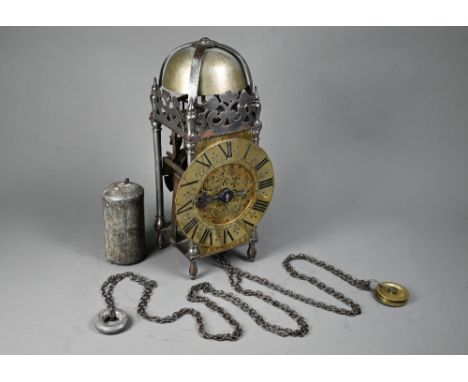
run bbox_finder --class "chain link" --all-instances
[99,253,372,341]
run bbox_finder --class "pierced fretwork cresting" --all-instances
[150,84,259,137]
[196,90,257,134]
[150,85,185,135]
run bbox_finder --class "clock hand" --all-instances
[232,190,248,197]
[195,188,248,209]
[217,188,248,203]
[195,192,219,209]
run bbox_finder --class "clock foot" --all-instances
[187,242,199,279]
[157,231,165,249]
[154,216,166,249]
[189,260,198,280]
[247,243,257,262]
[247,227,258,262]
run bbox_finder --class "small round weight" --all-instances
[95,308,130,334]
[375,282,409,307]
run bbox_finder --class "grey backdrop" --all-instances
[1,27,467,354]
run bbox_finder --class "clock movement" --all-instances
[149,37,273,279]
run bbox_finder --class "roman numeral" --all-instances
[223,229,234,244]
[190,224,199,239]
[243,143,252,159]
[255,157,269,171]
[218,141,232,158]
[179,180,198,188]
[177,200,193,215]
[195,153,212,168]
[200,228,213,245]
[258,178,273,189]
[183,218,199,238]
[242,219,255,228]
[252,200,269,213]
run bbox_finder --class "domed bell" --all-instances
[161,38,249,96]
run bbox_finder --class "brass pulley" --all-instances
[375,281,409,307]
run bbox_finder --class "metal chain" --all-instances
[99,253,372,341]
[100,272,243,341]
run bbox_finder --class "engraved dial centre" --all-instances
[197,163,255,225]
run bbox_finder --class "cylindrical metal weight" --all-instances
[103,178,146,265]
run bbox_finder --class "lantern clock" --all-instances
[149,38,274,279]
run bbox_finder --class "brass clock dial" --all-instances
[175,138,274,254]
